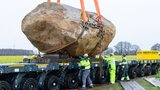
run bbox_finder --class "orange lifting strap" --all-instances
[94,0,103,58]
[80,0,88,22]
[47,0,60,3]
[94,0,102,23]
[57,0,60,3]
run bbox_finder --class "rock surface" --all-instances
[22,2,116,56]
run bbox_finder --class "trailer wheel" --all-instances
[90,68,98,83]
[95,68,108,84]
[144,66,151,76]
[152,65,158,75]
[129,67,137,79]
[45,75,60,90]
[116,66,121,80]
[138,65,145,77]
[64,73,79,89]
[0,81,11,90]
[20,78,38,90]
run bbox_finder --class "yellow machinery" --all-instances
[136,50,159,60]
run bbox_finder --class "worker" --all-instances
[121,54,130,81]
[107,53,116,84]
[80,53,93,90]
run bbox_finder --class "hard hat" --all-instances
[110,53,114,56]
[32,55,37,59]
[84,53,88,57]
[122,54,126,57]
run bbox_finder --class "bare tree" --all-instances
[114,41,140,55]
[103,47,113,55]
[129,44,140,55]
[151,43,160,51]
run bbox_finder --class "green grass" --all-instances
[155,68,160,78]
[0,56,31,63]
[135,78,160,90]
[115,55,136,61]
[0,55,159,63]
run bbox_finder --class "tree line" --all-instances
[0,49,34,56]
[0,42,160,56]
[103,41,160,55]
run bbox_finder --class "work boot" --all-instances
[89,84,93,88]
[111,81,115,84]
[126,76,130,81]
[121,77,125,81]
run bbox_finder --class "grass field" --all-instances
[0,55,159,63]
[115,55,137,61]
[0,56,32,63]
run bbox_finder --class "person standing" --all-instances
[121,54,130,81]
[107,53,116,84]
[80,53,93,90]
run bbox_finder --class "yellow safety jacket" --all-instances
[107,56,116,70]
[121,57,128,69]
[80,59,91,69]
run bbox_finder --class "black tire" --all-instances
[45,75,60,90]
[138,65,145,77]
[90,68,98,83]
[144,66,151,76]
[0,81,11,90]
[20,78,38,90]
[152,65,158,75]
[96,68,108,84]
[64,73,79,89]
[129,67,137,79]
[116,66,121,80]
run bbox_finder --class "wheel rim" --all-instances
[132,71,136,78]
[21,78,38,90]
[52,82,56,86]
[67,74,78,89]
[46,75,60,90]
[71,79,75,84]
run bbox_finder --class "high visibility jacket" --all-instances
[103,56,109,61]
[80,59,91,69]
[121,57,128,69]
[107,56,116,70]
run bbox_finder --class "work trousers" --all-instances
[122,68,129,78]
[109,69,116,84]
[82,69,93,87]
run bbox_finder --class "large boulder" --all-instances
[22,2,116,56]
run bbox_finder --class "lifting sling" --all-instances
[47,0,60,3]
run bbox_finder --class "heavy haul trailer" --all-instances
[0,51,160,90]
[0,57,107,90]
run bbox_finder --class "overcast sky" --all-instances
[0,0,160,50]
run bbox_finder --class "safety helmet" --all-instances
[32,55,37,59]
[84,53,88,57]
[110,53,114,56]
[122,54,126,57]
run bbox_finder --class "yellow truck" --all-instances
[137,50,159,60]
[127,50,160,79]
